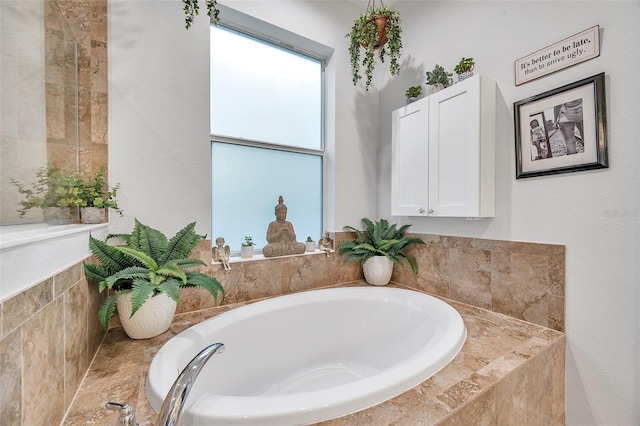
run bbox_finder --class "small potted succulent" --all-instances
[454,57,475,82]
[425,64,453,93]
[305,236,316,253]
[241,236,256,258]
[404,85,423,103]
[347,3,402,91]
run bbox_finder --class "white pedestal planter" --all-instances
[116,292,177,339]
[305,241,316,252]
[362,256,394,286]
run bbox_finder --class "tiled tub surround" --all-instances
[0,233,565,425]
[64,283,565,425]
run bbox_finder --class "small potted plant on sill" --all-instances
[10,164,73,222]
[182,0,220,29]
[241,236,256,258]
[454,57,475,83]
[425,64,453,94]
[347,2,402,91]
[56,166,123,224]
[305,236,316,253]
[84,219,225,339]
[338,218,424,286]
[404,85,423,103]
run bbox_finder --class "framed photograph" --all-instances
[514,73,608,179]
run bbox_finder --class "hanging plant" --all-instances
[347,1,402,91]
[183,0,220,29]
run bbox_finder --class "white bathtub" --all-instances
[145,286,466,426]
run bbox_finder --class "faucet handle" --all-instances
[105,402,137,425]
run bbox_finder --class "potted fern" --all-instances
[347,2,402,91]
[454,57,475,82]
[338,218,424,286]
[425,64,453,93]
[84,219,224,339]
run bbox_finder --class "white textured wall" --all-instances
[109,1,640,424]
[377,2,639,425]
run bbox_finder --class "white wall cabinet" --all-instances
[391,74,496,218]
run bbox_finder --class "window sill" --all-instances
[212,249,335,266]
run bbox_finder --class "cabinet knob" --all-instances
[419,208,425,214]
[428,209,435,215]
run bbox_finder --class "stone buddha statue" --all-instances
[263,196,306,257]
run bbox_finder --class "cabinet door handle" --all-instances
[428,208,434,215]
[419,208,425,214]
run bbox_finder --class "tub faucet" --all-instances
[157,342,225,426]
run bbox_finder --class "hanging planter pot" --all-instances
[347,2,402,91]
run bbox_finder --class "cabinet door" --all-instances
[428,76,482,217]
[391,98,429,216]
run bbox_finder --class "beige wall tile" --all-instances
[0,328,22,426]
[448,247,492,309]
[2,278,54,336]
[54,260,83,296]
[22,297,65,425]
[436,388,495,426]
[64,280,90,409]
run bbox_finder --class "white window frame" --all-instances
[210,5,334,253]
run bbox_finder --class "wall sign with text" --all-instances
[515,26,600,86]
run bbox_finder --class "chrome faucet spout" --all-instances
[157,342,225,426]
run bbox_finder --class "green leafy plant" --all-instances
[347,3,402,91]
[454,57,475,74]
[405,85,423,98]
[182,0,220,29]
[84,219,224,332]
[57,167,123,216]
[338,218,425,275]
[425,64,453,87]
[10,165,70,218]
[242,236,256,247]
[306,236,314,242]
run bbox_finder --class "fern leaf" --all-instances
[97,292,123,332]
[130,279,156,317]
[163,222,200,263]
[156,265,187,284]
[88,235,135,272]
[83,262,109,284]
[115,246,159,271]
[157,278,181,303]
[185,271,224,302]
[104,266,149,289]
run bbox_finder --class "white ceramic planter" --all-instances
[305,241,316,252]
[362,256,394,286]
[241,245,254,258]
[116,292,177,339]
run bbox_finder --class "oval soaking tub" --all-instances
[146,286,466,425]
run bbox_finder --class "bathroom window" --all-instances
[210,22,325,253]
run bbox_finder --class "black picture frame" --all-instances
[514,73,608,179]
